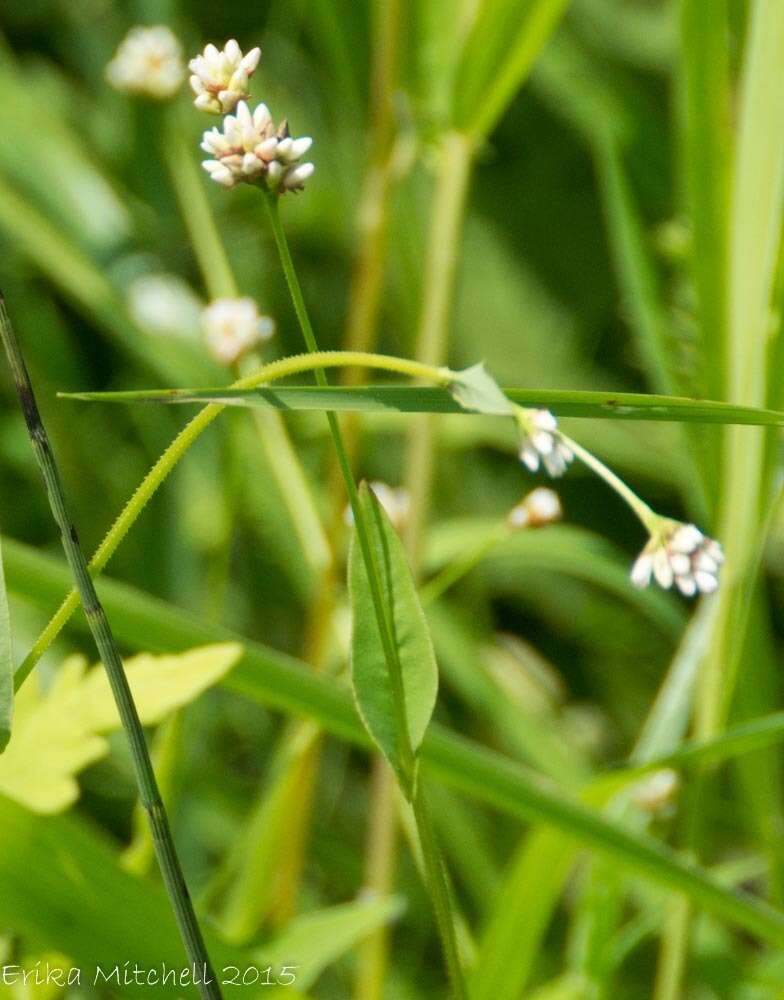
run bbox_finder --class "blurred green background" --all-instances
[0,0,782,998]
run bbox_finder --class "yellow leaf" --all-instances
[0,643,241,814]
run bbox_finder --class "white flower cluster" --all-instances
[517,409,574,478]
[189,39,261,114]
[201,298,274,365]
[106,26,185,100]
[507,487,562,529]
[201,101,314,193]
[631,521,723,596]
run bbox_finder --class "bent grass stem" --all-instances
[0,296,222,1000]
[16,349,450,690]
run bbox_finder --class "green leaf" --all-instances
[60,381,784,426]
[453,0,571,139]
[348,484,439,782]
[0,643,241,813]
[6,537,784,947]
[0,538,11,753]
[0,795,253,1000]
[447,362,516,415]
[259,896,405,990]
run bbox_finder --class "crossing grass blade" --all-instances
[6,536,784,948]
[60,383,784,426]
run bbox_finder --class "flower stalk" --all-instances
[262,194,468,999]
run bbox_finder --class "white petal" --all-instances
[694,571,718,594]
[653,550,674,589]
[676,575,697,597]
[241,47,261,72]
[532,430,554,455]
[225,39,241,61]
[253,103,271,128]
[630,553,653,588]
[290,136,313,158]
[669,553,691,575]
[520,446,540,472]
[670,524,703,553]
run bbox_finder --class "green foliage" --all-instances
[0,644,241,812]
[1,0,784,996]
[348,483,438,785]
[0,539,11,753]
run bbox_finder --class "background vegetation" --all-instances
[1,0,783,997]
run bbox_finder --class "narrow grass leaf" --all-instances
[259,897,404,990]
[348,484,439,779]
[0,537,11,752]
[60,383,784,426]
[7,538,784,946]
[453,0,571,140]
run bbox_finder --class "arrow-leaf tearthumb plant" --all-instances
[14,34,730,1000]
[0,297,223,1000]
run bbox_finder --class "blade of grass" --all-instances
[7,537,784,948]
[0,297,222,1000]
[0,537,11,752]
[59,381,784,426]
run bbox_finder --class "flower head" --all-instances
[344,482,410,532]
[201,101,314,193]
[201,297,274,365]
[516,409,573,478]
[507,487,562,529]
[106,26,185,100]
[189,39,261,114]
[630,520,723,597]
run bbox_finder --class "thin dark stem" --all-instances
[0,295,222,1000]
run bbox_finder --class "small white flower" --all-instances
[517,409,573,478]
[630,769,680,814]
[630,520,724,597]
[189,39,261,114]
[344,482,410,532]
[128,274,202,339]
[201,101,314,193]
[508,487,562,529]
[106,26,185,100]
[201,297,274,365]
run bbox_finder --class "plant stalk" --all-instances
[0,295,222,1000]
[263,195,468,999]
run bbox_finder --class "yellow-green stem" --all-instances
[16,350,450,689]
[264,196,468,999]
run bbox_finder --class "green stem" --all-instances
[559,432,660,534]
[264,195,416,787]
[420,524,510,606]
[264,194,468,999]
[163,106,238,301]
[17,350,448,689]
[0,296,222,1000]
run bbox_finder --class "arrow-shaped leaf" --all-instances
[348,484,439,785]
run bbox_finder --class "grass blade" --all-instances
[0,538,11,752]
[7,537,784,948]
[60,383,784,426]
